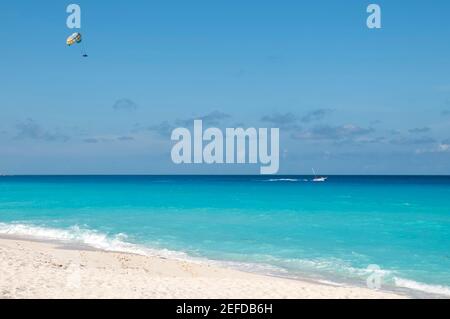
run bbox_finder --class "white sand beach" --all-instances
[0,236,407,299]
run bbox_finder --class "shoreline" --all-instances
[0,235,408,299]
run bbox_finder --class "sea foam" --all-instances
[394,277,450,297]
[0,222,187,260]
[1,222,449,298]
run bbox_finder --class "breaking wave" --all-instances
[0,222,188,260]
[1,222,449,297]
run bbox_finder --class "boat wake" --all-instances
[263,178,301,182]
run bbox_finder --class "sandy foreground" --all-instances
[0,236,407,299]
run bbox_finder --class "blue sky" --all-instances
[1,0,450,174]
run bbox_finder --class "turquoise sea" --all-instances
[0,176,449,297]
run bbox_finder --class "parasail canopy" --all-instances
[66,32,82,46]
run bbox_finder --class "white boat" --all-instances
[312,168,327,182]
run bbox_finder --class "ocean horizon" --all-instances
[1,175,449,298]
